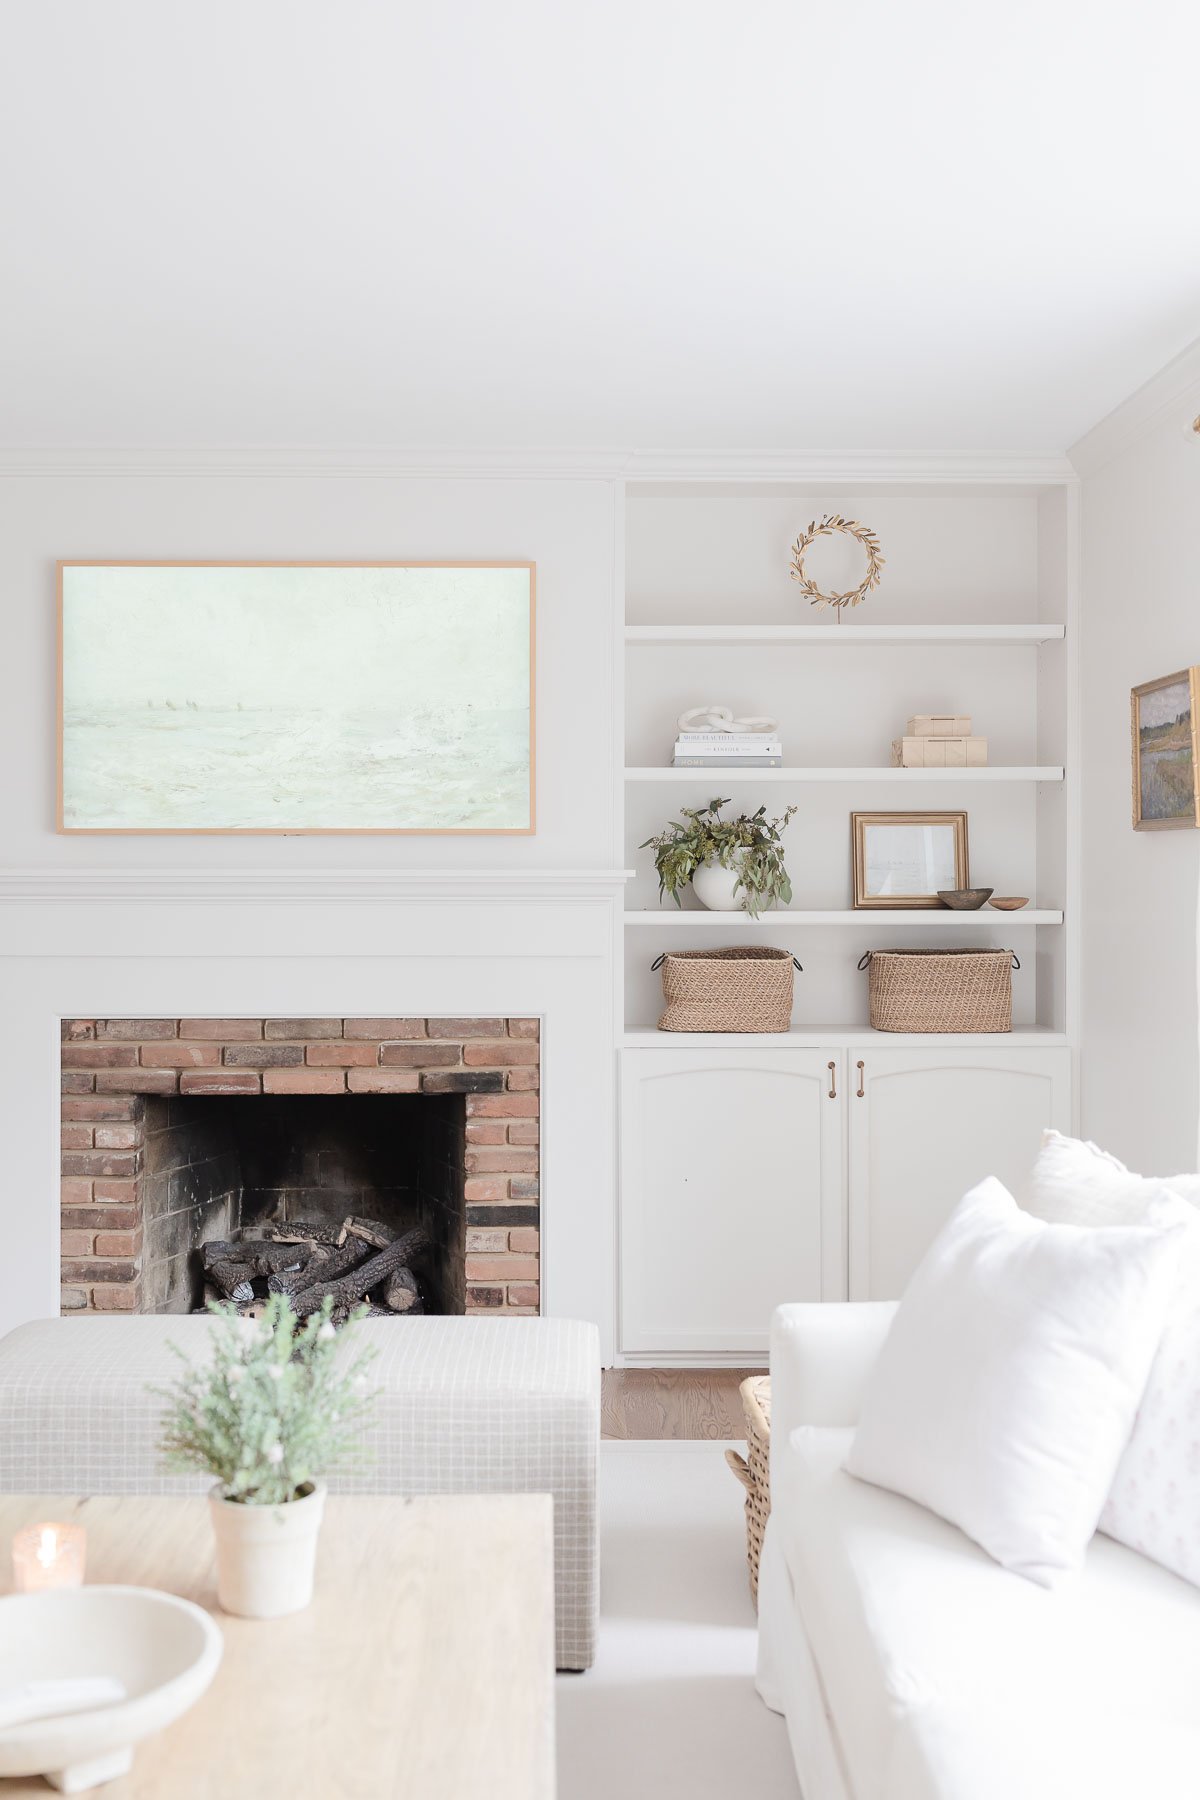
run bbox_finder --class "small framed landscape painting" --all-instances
[58,562,535,833]
[852,810,969,908]
[1131,668,1200,831]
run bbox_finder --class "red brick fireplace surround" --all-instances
[60,1017,540,1317]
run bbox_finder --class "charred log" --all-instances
[292,1225,430,1318]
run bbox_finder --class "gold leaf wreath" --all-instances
[788,513,885,613]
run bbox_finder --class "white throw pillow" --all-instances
[1025,1129,1200,1226]
[844,1176,1191,1587]
[1022,1130,1200,1588]
[1100,1250,1200,1586]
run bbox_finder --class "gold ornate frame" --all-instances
[1131,667,1200,832]
[851,810,969,908]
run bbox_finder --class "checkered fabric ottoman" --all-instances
[0,1314,600,1670]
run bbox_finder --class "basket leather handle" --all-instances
[792,957,804,973]
[1011,953,1021,971]
[724,1448,753,1492]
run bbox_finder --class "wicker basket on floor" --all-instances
[725,1375,771,1607]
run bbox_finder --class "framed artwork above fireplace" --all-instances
[57,561,535,833]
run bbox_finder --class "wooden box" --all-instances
[907,713,972,737]
[891,735,988,768]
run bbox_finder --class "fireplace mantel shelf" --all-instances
[0,869,636,904]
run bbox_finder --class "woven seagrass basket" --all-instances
[859,947,1018,1034]
[654,946,800,1033]
[725,1376,771,1606]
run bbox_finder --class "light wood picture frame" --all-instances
[1131,667,1200,831]
[852,810,969,908]
[58,561,535,834]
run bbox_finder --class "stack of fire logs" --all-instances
[197,1216,429,1321]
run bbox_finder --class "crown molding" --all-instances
[1069,335,1200,479]
[0,868,635,905]
[0,447,631,481]
[0,445,1075,485]
[620,449,1076,486]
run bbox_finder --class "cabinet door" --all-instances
[619,1048,845,1356]
[848,1047,1072,1300]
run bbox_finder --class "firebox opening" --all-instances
[140,1093,466,1315]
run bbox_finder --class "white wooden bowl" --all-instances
[0,1586,223,1793]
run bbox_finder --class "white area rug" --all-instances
[557,1442,798,1798]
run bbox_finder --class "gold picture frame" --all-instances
[1131,667,1200,831]
[58,561,536,835]
[852,811,969,908]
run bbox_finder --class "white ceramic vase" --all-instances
[691,859,746,911]
[208,1480,326,1619]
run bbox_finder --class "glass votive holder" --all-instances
[11,1521,87,1593]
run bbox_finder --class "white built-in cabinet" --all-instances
[846,1046,1071,1300]
[619,1042,1071,1357]
[620,1048,844,1356]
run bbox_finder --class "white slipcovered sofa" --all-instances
[756,1301,1200,1800]
[0,1314,599,1670]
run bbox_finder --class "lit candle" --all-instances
[11,1522,86,1593]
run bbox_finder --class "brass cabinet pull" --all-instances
[856,1060,865,1098]
[827,1060,837,1099]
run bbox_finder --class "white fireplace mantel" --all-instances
[0,868,635,904]
[0,869,630,1359]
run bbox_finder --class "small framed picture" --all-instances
[852,811,969,908]
[1131,668,1200,831]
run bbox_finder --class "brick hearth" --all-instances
[60,1016,540,1317]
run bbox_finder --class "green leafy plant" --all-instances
[156,1295,377,1506]
[641,796,798,918]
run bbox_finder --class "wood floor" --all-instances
[600,1368,761,1440]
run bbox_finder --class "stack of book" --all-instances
[673,730,783,768]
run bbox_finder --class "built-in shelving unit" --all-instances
[624,908,1064,927]
[615,468,1079,1365]
[620,1025,1069,1048]
[620,471,1079,1044]
[625,766,1063,784]
[626,622,1065,647]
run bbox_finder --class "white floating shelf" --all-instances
[625,766,1064,784]
[625,623,1065,647]
[624,909,1063,927]
[622,1025,1068,1048]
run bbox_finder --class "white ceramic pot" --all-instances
[691,859,746,911]
[208,1481,326,1620]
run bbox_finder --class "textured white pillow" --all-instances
[1022,1131,1200,1588]
[845,1176,1190,1587]
[1101,1254,1200,1586]
[1025,1129,1200,1226]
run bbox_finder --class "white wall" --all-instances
[1073,352,1200,1171]
[0,471,619,867]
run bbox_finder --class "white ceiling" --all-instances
[3,0,1199,455]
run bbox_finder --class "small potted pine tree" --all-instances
[157,1295,377,1619]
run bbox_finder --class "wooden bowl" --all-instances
[937,888,993,911]
[988,896,1030,911]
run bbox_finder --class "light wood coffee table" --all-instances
[0,1493,556,1798]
